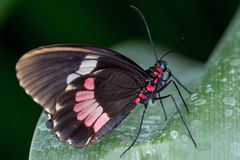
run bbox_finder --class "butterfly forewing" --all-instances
[16,44,147,115]
[16,44,147,148]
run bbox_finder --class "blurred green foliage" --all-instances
[0,0,239,159]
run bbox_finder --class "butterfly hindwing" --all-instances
[92,101,136,142]
[51,69,141,148]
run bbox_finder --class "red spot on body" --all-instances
[93,112,110,133]
[135,97,141,104]
[154,78,159,84]
[146,85,155,92]
[139,93,146,99]
[130,109,134,113]
[156,68,163,77]
[84,77,95,90]
[157,68,163,73]
[154,71,159,76]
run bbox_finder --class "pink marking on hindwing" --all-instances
[93,112,110,133]
[84,77,95,90]
[77,102,99,121]
[84,106,103,127]
[75,91,94,102]
[73,99,95,113]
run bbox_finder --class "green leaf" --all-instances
[29,6,240,160]
[29,41,203,160]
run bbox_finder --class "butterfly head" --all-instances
[158,60,168,72]
[153,60,167,73]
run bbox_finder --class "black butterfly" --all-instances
[16,6,196,157]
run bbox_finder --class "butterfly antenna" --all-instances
[160,37,185,60]
[131,5,159,61]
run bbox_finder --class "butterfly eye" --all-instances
[159,60,167,71]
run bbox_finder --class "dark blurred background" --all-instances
[0,0,239,159]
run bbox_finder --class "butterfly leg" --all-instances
[172,80,190,113]
[43,111,53,129]
[156,94,197,147]
[157,79,190,113]
[157,92,167,121]
[168,70,193,94]
[165,68,192,94]
[120,106,147,157]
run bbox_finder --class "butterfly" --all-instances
[16,6,196,157]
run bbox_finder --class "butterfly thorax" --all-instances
[134,61,168,106]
